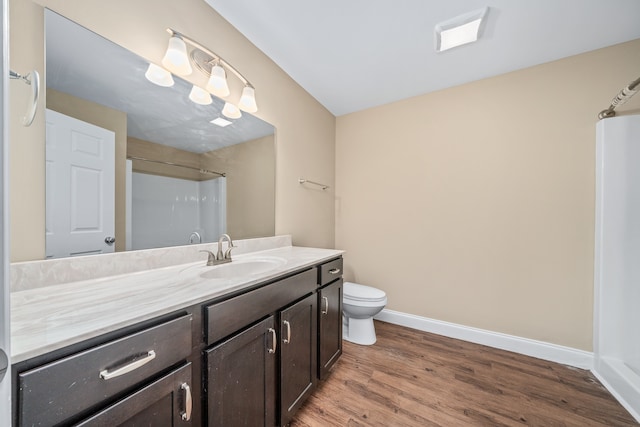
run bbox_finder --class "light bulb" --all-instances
[222,102,242,119]
[206,64,230,98]
[161,36,192,76]
[238,86,258,113]
[189,85,213,105]
[144,63,174,87]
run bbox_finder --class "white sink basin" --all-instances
[199,256,287,280]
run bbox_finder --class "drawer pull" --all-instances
[283,320,292,344]
[99,350,156,380]
[267,328,277,354]
[181,382,192,421]
[328,268,341,275]
[322,296,329,315]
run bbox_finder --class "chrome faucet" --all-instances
[189,231,201,244]
[199,234,236,266]
[217,233,236,261]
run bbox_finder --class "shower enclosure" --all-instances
[594,114,640,421]
[130,172,226,250]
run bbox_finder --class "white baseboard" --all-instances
[375,309,593,370]
[592,358,640,422]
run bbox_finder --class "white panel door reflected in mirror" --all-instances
[45,109,115,259]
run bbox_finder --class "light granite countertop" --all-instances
[11,245,343,363]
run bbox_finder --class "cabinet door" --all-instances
[280,293,317,426]
[75,362,193,427]
[318,279,343,380]
[206,316,277,427]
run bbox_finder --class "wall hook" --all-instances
[10,69,40,127]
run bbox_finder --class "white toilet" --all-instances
[342,282,387,345]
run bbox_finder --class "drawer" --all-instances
[318,257,343,287]
[206,268,316,345]
[18,314,192,427]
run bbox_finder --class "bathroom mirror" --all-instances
[44,10,276,258]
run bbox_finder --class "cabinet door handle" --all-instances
[283,320,292,344]
[267,328,277,354]
[180,382,192,421]
[99,350,156,380]
[328,268,341,275]
[322,296,329,315]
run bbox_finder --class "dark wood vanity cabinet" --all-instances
[75,362,193,426]
[206,317,277,427]
[318,278,343,380]
[204,268,318,427]
[13,256,343,427]
[317,258,343,380]
[13,313,194,427]
[279,293,317,426]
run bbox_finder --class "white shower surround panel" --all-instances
[594,114,640,422]
[131,172,225,250]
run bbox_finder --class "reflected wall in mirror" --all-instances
[44,10,276,259]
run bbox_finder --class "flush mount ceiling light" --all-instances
[435,7,489,52]
[148,28,259,119]
[210,117,233,127]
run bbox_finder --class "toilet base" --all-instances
[343,316,377,345]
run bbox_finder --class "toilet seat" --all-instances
[344,282,386,303]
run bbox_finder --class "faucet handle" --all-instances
[224,244,236,260]
[199,250,216,266]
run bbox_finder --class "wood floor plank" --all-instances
[291,321,638,427]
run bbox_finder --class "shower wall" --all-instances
[594,114,640,421]
[131,173,226,250]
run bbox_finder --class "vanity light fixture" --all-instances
[210,117,233,127]
[161,28,259,114]
[144,63,175,87]
[238,86,258,113]
[161,35,192,75]
[435,7,489,52]
[221,102,242,119]
[206,63,231,98]
[189,85,213,105]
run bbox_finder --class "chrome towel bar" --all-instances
[298,178,329,190]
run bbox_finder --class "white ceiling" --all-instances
[205,0,640,116]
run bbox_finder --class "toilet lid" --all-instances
[344,282,386,302]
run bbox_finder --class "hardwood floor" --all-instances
[291,321,638,427]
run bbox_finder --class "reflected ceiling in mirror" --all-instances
[45,9,274,153]
[44,10,276,258]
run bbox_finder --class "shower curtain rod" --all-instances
[127,156,226,177]
[598,75,640,120]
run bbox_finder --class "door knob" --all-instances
[104,236,116,245]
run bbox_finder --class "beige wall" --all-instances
[9,0,336,261]
[203,135,276,239]
[9,0,44,261]
[336,39,640,351]
[46,89,128,252]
